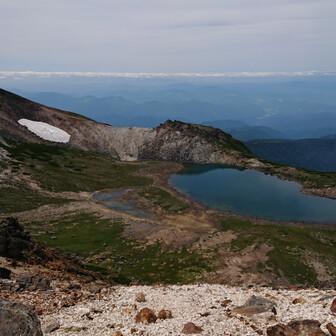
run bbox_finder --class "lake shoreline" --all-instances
[168,164,336,225]
[90,161,336,230]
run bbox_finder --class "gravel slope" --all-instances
[41,284,336,336]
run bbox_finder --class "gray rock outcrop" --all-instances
[0,217,32,260]
[0,89,256,168]
[0,298,43,336]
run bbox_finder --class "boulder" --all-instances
[157,309,172,319]
[267,320,327,336]
[135,308,157,323]
[267,324,297,336]
[326,323,336,336]
[135,292,146,302]
[0,217,32,260]
[111,332,123,336]
[331,298,336,314]
[0,298,43,336]
[288,320,327,336]
[44,320,60,333]
[0,267,11,279]
[292,297,307,304]
[232,295,277,317]
[182,322,203,334]
[18,275,51,291]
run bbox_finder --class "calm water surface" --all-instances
[93,189,156,219]
[169,165,336,224]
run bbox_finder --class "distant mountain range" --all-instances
[201,120,286,141]
[0,89,253,167]
[16,81,336,139]
[18,92,234,127]
[246,138,336,172]
[259,111,336,139]
[322,134,336,139]
[9,86,336,172]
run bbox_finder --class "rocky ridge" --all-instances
[139,120,252,166]
[0,89,258,167]
[2,88,335,199]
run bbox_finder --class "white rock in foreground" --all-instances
[41,284,336,336]
[18,119,70,143]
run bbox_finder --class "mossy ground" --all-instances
[0,141,209,284]
[24,212,210,285]
[220,217,336,284]
[138,186,190,212]
[0,187,70,214]
[3,140,152,192]
[260,160,336,189]
[0,140,154,215]
[1,140,336,285]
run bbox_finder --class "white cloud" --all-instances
[1,0,336,72]
[1,71,335,79]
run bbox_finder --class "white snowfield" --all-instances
[18,119,71,143]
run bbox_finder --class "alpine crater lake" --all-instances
[169,165,336,224]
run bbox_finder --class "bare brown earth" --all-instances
[6,161,335,287]
[0,89,335,285]
[302,187,336,199]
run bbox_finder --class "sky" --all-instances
[1,0,336,73]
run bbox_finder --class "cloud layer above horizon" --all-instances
[1,0,336,72]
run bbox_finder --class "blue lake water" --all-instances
[169,165,336,224]
[93,190,156,219]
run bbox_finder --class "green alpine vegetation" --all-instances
[23,212,211,285]
[221,217,336,284]
[1,139,152,193]
[139,186,190,212]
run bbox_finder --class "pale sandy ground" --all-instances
[41,284,336,336]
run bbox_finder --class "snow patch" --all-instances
[18,119,70,143]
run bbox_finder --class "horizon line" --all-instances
[0,70,335,79]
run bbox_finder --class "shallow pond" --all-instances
[169,165,336,224]
[93,190,156,220]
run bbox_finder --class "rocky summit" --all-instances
[0,89,257,168]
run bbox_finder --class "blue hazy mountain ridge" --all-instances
[201,120,287,141]
[259,110,336,139]
[21,91,265,127]
[246,138,336,172]
[224,126,286,141]
[17,77,336,138]
[322,134,336,139]
[6,80,336,172]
